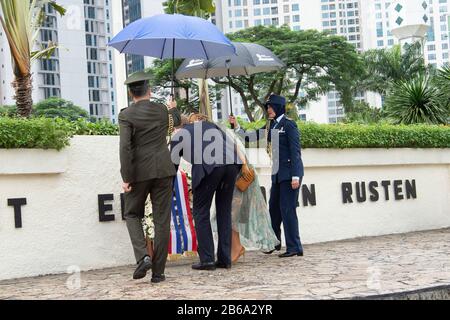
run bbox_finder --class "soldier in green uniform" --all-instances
[119,71,181,284]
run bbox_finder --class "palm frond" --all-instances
[385,76,448,124]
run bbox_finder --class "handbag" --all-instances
[235,148,255,192]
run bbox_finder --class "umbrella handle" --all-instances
[227,67,235,129]
[171,39,175,97]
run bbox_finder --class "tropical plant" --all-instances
[216,26,364,120]
[163,0,215,19]
[0,0,66,117]
[343,101,386,124]
[0,105,17,117]
[0,98,92,121]
[359,42,428,96]
[385,75,448,125]
[33,98,91,121]
[434,64,450,118]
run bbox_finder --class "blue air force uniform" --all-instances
[236,94,304,256]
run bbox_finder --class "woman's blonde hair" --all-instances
[188,112,209,123]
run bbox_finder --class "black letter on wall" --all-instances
[302,184,316,207]
[381,180,391,201]
[393,180,404,200]
[8,198,27,228]
[98,194,115,222]
[342,183,353,204]
[369,181,379,202]
[355,182,367,203]
[405,180,417,199]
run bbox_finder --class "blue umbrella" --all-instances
[108,14,236,95]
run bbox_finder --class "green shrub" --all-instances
[34,98,92,121]
[0,117,449,150]
[0,117,72,150]
[298,122,450,149]
[0,117,118,150]
[70,118,119,136]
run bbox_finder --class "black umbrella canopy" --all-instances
[176,42,285,79]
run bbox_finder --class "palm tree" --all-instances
[163,0,216,119]
[0,0,65,117]
[434,65,450,122]
[360,42,428,96]
[385,75,448,125]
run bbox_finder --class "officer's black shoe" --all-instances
[133,255,152,279]
[192,262,216,271]
[215,261,232,269]
[278,251,303,258]
[263,244,282,255]
[151,274,166,283]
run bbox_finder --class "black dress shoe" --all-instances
[192,262,216,271]
[278,251,303,258]
[215,261,232,269]
[133,256,152,279]
[263,244,282,255]
[151,274,166,283]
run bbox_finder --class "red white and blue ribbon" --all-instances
[169,170,197,255]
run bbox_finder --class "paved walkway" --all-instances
[1,229,449,300]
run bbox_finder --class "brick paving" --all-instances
[1,229,449,300]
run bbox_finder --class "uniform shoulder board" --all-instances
[285,116,296,123]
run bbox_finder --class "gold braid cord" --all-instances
[265,120,272,159]
[167,109,174,145]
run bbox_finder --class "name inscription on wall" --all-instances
[3,179,417,228]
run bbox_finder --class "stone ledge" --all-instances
[247,148,450,169]
[0,149,68,175]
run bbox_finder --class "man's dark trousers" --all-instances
[269,181,303,253]
[193,164,241,266]
[124,177,173,276]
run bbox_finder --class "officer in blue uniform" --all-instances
[229,94,304,257]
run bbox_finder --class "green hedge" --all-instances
[0,117,449,150]
[0,117,118,150]
[298,122,450,149]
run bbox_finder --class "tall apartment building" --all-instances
[212,0,321,121]
[360,0,449,66]
[0,0,118,122]
[113,0,164,110]
[214,0,450,123]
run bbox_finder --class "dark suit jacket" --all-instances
[119,100,181,183]
[236,116,304,183]
[171,122,240,190]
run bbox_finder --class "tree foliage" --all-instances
[0,0,66,117]
[163,0,215,18]
[358,42,428,95]
[214,26,364,119]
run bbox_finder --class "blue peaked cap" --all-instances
[264,94,287,118]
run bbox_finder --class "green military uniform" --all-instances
[119,71,181,276]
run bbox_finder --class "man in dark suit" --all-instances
[119,72,181,283]
[229,94,304,258]
[171,117,241,270]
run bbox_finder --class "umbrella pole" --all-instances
[228,68,235,129]
[171,39,175,100]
